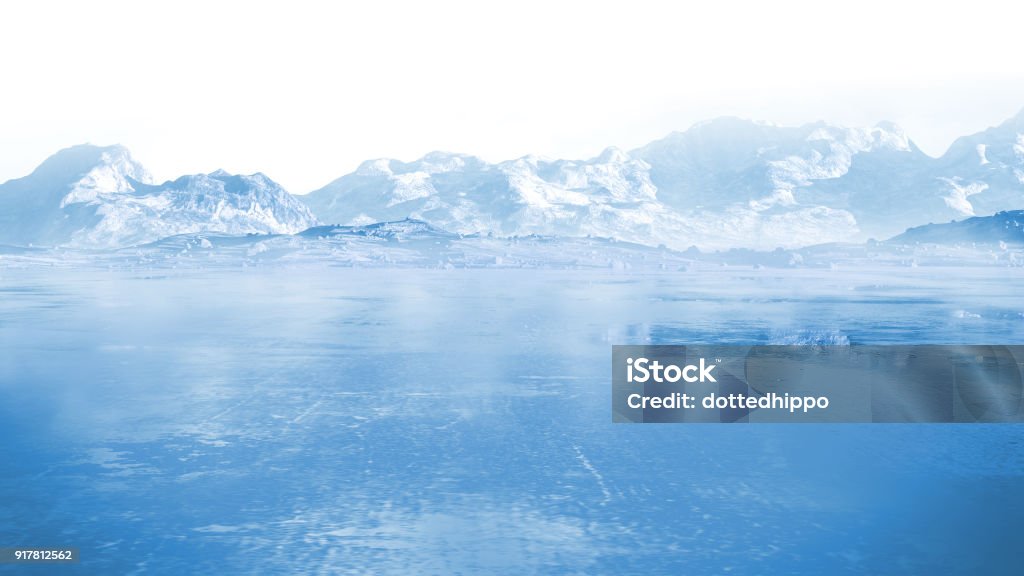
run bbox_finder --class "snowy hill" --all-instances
[890,210,1024,245]
[303,113,1024,249]
[0,144,317,247]
[5,217,1018,272]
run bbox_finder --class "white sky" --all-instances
[1,0,1023,194]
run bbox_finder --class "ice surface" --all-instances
[1,252,1023,574]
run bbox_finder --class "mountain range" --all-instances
[304,111,1024,249]
[2,109,1023,249]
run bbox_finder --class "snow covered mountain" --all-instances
[633,118,939,240]
[0,144,318,247]
[303,113,1024,250]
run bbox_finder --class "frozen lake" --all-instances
[2,262,1023,574]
